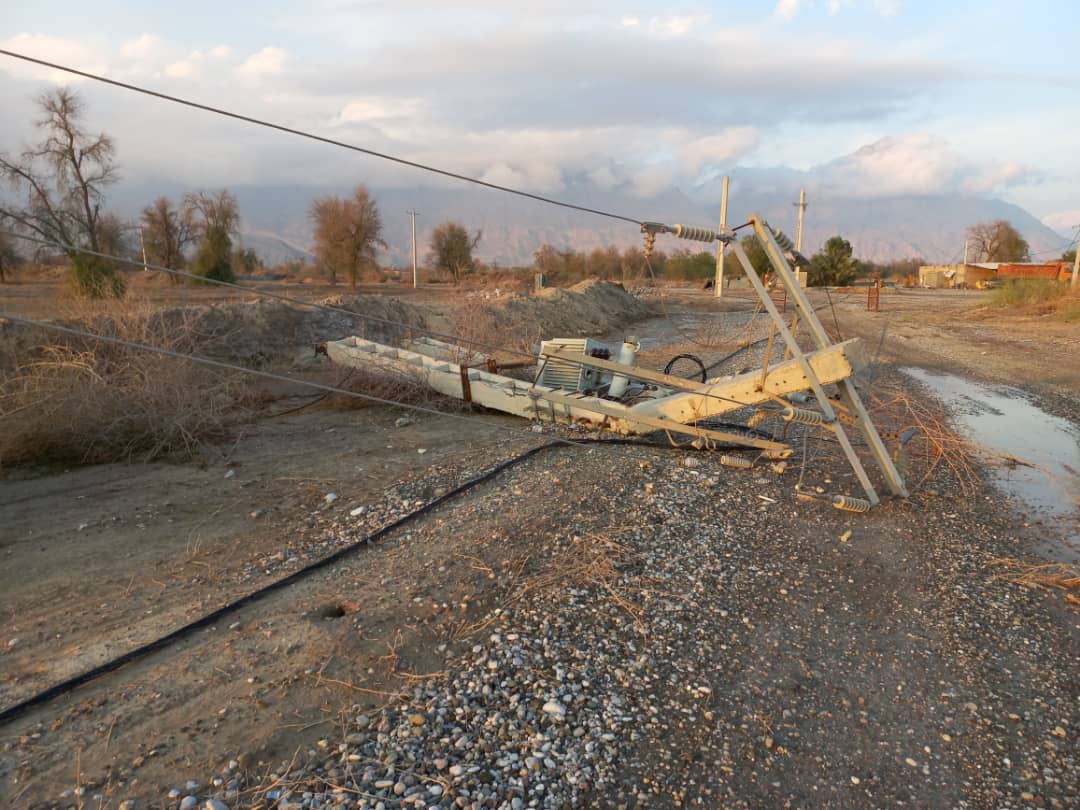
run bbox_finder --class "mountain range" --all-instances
[107,179,1070,269]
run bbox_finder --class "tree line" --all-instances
[0,89,264,296]
[2,89,1055,295]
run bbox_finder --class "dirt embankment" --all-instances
[149,278,653,364]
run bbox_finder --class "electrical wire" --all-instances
[0,428,758,728]
[0,49,642,227]
[2,233,780,413]
[5,230,542,363]
[0,312,591,451]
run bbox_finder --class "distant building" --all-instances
[918,261,1073,288]
[997,262,1071,282]
[917,263,998,289]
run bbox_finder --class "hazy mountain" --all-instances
[107,180,1069,268]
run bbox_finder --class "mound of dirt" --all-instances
[175,295,432,365]
[193,279,652,363]
[500,279,653,340]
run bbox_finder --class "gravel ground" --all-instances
[131,413,1076,810]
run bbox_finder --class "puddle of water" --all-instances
[901,367,1080,563]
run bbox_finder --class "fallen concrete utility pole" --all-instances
[328,213,907,508]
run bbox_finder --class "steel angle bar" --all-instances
[728,241,880,504]
[748,216,907,497]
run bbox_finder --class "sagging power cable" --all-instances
[0,313,589,452]
[0,49,642,227]
[2,234,781,414]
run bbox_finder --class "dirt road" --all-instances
[1,283,1077,809]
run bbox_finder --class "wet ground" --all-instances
[901,367,1080,564]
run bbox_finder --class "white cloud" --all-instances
[621,15,640,27]
[680,128,760,173]
[0,33,106,82]
[478,161,564,192]
[236,46,289,79]
[337,96,421,123]
[120,34,161,60]
[646,14,711,38]
[588,165,618,190]
[774,0,803,21]
[775,0,899,20]
[814,134,1039,196]
[164,55,197,79]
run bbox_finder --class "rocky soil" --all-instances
[3,285,1077,810]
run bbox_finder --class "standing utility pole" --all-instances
[1072,226,1079,288]
[714,175,729,298]
[794,188,807,253]
[407,209,420,288]
[963,238,969,265]
[138,226,149,272]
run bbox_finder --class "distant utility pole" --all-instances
[963,238,969,265]
[138,226,149,272]
[714,175,729,298]
[407,209,420,288]
[794,188,807,253]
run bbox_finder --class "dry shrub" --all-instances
[0,300,253,467]
[865,383,983,498]
[447,296,541,367]
[324,363,466,413]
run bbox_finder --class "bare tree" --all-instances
[141,196,196,283]
[0,88,124,296]
[309,186,385,289]
[430,222,481,284]
[0,88,118,251]
[966,220,1030,263]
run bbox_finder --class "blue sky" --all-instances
[1,1,1077,232]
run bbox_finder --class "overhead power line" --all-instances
[2,233,778,413]
[4,231,541,362]
[0,49,642,227]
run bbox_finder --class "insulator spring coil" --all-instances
[782,407,826,425]
[673,224,717,242]
[719,454,754,469]
[771,228,795,252]
[831,495,872,513]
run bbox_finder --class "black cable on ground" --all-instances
[0,435,755,728]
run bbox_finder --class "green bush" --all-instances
[190,229,236,285]
[987,279,1066,308]
[70,253,126,299]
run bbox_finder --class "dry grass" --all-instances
[866,384,983,498]
[987,557,1080,604]
[323,363,463,413]
[0,299,253,467]
[446,296,541,367]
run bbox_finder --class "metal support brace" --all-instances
[747,216,908,498]
[729,241,881,504]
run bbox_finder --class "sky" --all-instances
[1,0,1078,233]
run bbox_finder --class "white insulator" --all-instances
[831,495,872,513]
[771,228,795,252]
[782,407,826,425]
[608,337,638,399]
[719,454,754,469]
[673,224,717,242]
